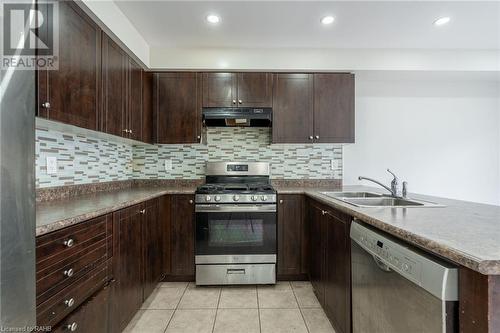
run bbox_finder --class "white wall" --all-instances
[343,73,500,205]
[82,0,149,66]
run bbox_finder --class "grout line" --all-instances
[163,283,189,333]
[256,285,262,333]
[211,288,222,333]
[290,282,311,333]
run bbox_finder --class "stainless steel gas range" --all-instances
[195,162,277,285]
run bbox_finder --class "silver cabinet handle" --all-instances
[64,268,74,277]
[309,136,313,140]
[238,99,242,104]
[321,210,327,215]
[315,135,319,139]
[189,200,193,204]
[122,129,129,133]
[279,199,283,204]
[197,135,201,142]
[139,209,146,214]
[129,130,133,134]
[63,239,74,248]
[41,102,51,109]
[232,100,236,104]
[64,298,75,307]
[66,322,78,332]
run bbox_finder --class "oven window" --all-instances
[196,211,276,256]
[209,219,264,247]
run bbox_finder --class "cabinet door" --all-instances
[170,195,195,277]
[237,73,273,107]
[127,58,143,141]
[202,72,237,107]
[159,196,172,276]
[155,73,201,144]
[101,33,127,137]
[308,201,326,305]
[142,72,154,144]
[38,1,100,130]
[277,195,305,278]
[324,211,351,333]
[142,199,162,300]
[272,74,314,143]
[313,73,355,143]
[114,205,143,331]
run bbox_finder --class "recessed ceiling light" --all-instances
[433,17,451,26]
[320,16,335,25]
[206,14,221,24]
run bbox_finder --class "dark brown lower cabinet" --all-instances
[168,195,195,280]
[308,198,352,333]
[53,283,110,333]
[142,199,162,300]
[277,195,308,279]
[112,204,144,333]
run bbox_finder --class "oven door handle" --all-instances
[195,204,276,213]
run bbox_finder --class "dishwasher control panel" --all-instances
[350,219,458,301]
[357,232,421,283]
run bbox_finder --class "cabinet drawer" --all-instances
[52,283,110,333]
[36,241,108,305]
[36,259,111,327]
[36,215,112,271]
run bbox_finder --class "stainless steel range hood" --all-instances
[202,107,272,127]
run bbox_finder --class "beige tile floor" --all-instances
[123,281,335,333]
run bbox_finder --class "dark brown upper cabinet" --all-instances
[127,58,143,141]
[202,72,273,108]
[313,73,355,143]
[37,0,101,131]
[101,33,127,137]
[101,33,144,140]
[142,72,154,144]
[202,73,236,107]
[272,74,314,143]
[154,73,202,144]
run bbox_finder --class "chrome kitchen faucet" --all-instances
[358,169,408,198]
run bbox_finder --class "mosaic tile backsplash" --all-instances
[36,127,343,188]
[36,127,134,188]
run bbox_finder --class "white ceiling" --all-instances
[114,1,500,50]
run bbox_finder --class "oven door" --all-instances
[195,204,276,264]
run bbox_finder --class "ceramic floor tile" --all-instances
[257,289,299,308]
[178,286,221,309]
[301,308,336,333]
[293,286,321,308]
[141,287,185,310]
[213,309,260,333]
[165,309,216,333]
[291,281,313,289]
[157,282,189,289]
[123,309,173,333]
[257,281,291,290]
[219,286,258,309]
[260,308,308,333]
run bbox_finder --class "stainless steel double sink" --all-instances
[320,192,443,208]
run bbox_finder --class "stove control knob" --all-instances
[261,195,268,201]
[205,195,211,202]
[214,195,221,202]
[251,195,258,201]
[233,195,240,202]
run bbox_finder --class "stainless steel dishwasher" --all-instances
[350,220,458,333]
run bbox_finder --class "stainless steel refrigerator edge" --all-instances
[0,37,36,330]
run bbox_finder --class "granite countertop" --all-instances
[36,183,500,275]
[36,186,196,236]
[296,185,500,275]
